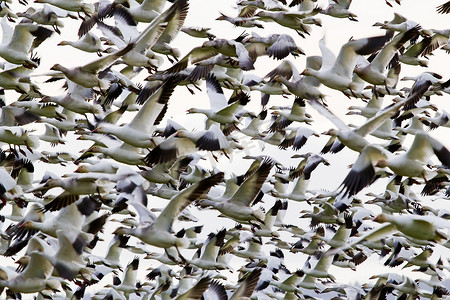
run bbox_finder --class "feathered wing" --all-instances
[152,172,224,231]
[128,75,179,132]
[228,159,273,206]
[81,42,134,74]
[354,98,407,137]
[405,131,450,166]
[338,144,387,197]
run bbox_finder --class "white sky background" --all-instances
[2,0,450,298]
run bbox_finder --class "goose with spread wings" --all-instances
[338,131,450,197]
[114,173,224,249]
[199,158,274,224]
[309,98,406,154]
[301,32,394,94]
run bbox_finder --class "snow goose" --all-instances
[418,29,450,58]
[39,109,82,136]
[374,12,420,33]
[421,110,449,130]
[176,123,242,153]
[104,257,140,298]
[93,75,179,148]
[10,100,64,120]
[74,160,121,174]
[321,0,358,21]
[199,37,255,71]
[0,237,62,294]
[165,32,254,74]
[99,0,188,69]
[301,252,335,283]
[140,154,195,186]
[58,32,104,56]
[270,58,324,101]
[215,6,264,29]
[49,43,134,90]
[354,26,420,89]
[255,10,312,37]
[0,18,53,68]
[269,98,313,132]
[185,229,230,271]
[187,90,250,127]
[40,83,101,115]
[398,35,432,67]
[0,3,17,22]
[239,109,268,138]
[17,5,64,34]
[0,103,40,127]
[109,0,170,24]
[291,152,330,180]
[0,63,42,96]
[0,126,39,152]
[34,0,94,16]
[338,131,450,197]
[317,214,353,249]
[18,196,100,242]
[245,33,304,60]
[38,124,66,146]
[402,72,442,111]
[172,276,213,299]
[5,203,44,246]
[268,269,304,294]
[237,0,286,11]
[309,98,407,154]
[150,1,188,63]
[374,214,448,243]
[114,172,224,249]
[278,126,319,150]
[29,176,109,212]
[180,26,216,40]
[253,199,287,237]
[34,229,93,281]
[144,123,241,165]
[346,93,385,118]
[199,158,273,224]
[229,268,261,300]
[302,32,394,94]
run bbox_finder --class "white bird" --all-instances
[98,0,188,69]
[309,98,407,154]
[57,32,104,56]
[338,131,450,197]
[321,0,358,21]
[354,26,420,89]
[34,0,94,15]
[245,32,304,60]
[0,126,39,152]
[186,229,230,270]
[33,229,93,281]
[93,75,179,148]
[0,18,53,68]
[49,43,133,90]
[255,10,313,37]
[166,33,255,74]
[269,57,324,101]
[17,5,64,34]
[114,172,224,249]
[200,158,273,224]
[40,81,101,115]
[302,33,393,94]
[0,236,61,294]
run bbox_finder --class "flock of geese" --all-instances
[0,0,449,299]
